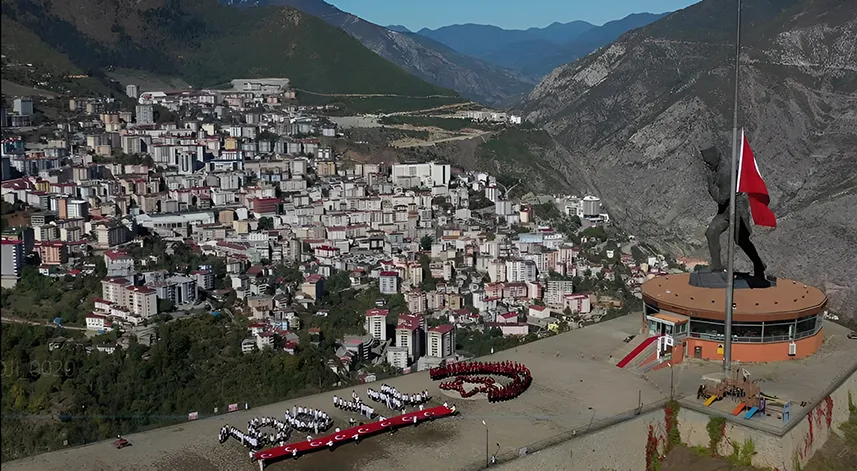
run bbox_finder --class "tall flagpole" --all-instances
[724,0,743,376]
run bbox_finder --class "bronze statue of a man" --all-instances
[701,146,766,277]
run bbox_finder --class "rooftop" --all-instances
[429,324,454,334]
[642,273,827,322]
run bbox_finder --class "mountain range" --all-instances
[222,0,537,105]
[0,0,464,111]
[521,0,857,314]
[418,14,668,78]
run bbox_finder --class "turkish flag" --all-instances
[737,130,776,227]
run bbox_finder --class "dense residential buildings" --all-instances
[1,82,631,376]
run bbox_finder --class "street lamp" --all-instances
[668,362,674,399]
[482,420,489,467]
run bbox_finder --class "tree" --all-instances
[158,299,175,313]
[419,235,433,251]
[325,270,352,294]
[257,217,274,230]
[631,245,646,265]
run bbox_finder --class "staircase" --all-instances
[609,334,646,365]
[616,335,659,368]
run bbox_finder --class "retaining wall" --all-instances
[492,369,856,471]
[679,370,856,471]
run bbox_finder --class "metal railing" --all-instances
[688,324,822,344]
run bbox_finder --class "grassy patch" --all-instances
[706,416,726,454]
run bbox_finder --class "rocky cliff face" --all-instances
[522,0,857,313]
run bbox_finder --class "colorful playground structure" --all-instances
[698,370,793,422]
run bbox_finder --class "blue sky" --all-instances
[327,0,700,31]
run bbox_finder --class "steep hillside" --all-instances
[522,0,857,313]
[0,0,461,104]
[225,0,535,105]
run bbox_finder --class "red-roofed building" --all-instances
[101,277,132,304]
[396,313,424,365]
[125,285,157,318]
[251,197,279,216]
[104,250,133,277]
[365,308,389,342]
[528,304,549,319]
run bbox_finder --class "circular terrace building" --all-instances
[640,272,827,364]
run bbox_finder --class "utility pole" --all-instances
[482,420,489,468]
[723,0,743,377]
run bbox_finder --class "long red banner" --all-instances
[251,404,456,463]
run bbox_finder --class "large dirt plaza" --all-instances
[5,316,666,471]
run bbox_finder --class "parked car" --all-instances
[847,331,857,340]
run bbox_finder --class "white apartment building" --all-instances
[125,285,158,319]
[0,238,24,288]
[104,250,134,277]
[101,277,132,304]
[563,293,592,315]
[396,314,423,364]
[379,271,399,294]
[101,278,157,319]
[391,162,451,188]
[386,346,409,369]
[427,324,455,359]
[487,259,506,282]
[506,259,537,283]
[85,313,113,332]
[545,279,575,307]
[364,308,388,342]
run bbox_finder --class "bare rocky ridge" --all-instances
[521,0,857,314]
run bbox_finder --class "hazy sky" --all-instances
[327,0,700,31]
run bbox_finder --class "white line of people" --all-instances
[333,390,376,419]
[218,416,291,450]
[284,406,333,435]
[368,384,431,412]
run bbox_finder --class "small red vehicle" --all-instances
[113,438,131,449]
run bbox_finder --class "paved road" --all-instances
[1,316,87,331]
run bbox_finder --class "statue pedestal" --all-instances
[641,273,828,365]
[690,269,776,289]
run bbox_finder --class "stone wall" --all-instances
[679,371,856,471]
[492,406,670,471]
[492,370,856,471]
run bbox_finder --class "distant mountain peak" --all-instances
[385,24,411,33]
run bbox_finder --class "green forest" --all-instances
[0,317,340,462]
[1,0,463,110]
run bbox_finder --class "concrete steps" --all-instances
[608,334,647,365]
